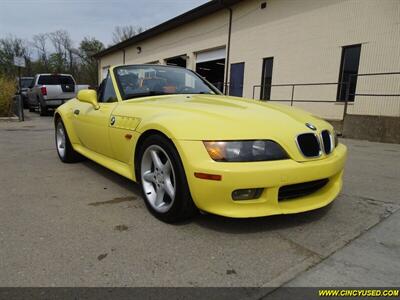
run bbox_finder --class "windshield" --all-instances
[20,78,33,88]
[114,65,220,100]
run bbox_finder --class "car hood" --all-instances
[116,94,332,143]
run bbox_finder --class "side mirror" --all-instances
[77,89,99,109]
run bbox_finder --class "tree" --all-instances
[48,30,73,74]
[76,37,104,86]
[112,25,145,44]
[0,30,106,85]
[32,33,49,69]
[0,36,30,77]
[79,37,104,61]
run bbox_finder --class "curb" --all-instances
[0,116,19,122]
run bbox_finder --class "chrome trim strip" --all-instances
[320,130,334,155]
[329,131,335,153]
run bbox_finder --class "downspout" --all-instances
[122,49,126,65]
[224,5,233,95]
[96,58,100,86]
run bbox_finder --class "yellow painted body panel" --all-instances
[175,141,346,217]
[55,65,347,218]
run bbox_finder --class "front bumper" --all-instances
[176,141,347,218]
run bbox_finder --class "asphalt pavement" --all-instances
[0,111,399,291]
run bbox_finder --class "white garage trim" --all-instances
[196,47,226,63]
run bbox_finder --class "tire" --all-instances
[55,118,85,163]
[23,98,28,109]
[28,105,34,112]
[39,101,48,116]
[137,134,197,223]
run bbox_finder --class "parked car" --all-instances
[54,64,347,223]
[16,77,34,108]
[27,74,88,116]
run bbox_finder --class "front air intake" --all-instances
[279,179,329,201]
[296,133,321,157]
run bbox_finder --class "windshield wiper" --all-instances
[125,91,168,99]
[179,92,215,95]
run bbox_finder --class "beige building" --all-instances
[95,0,400,141]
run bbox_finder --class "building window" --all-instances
[260,57,274,100]
[337,44,361,102]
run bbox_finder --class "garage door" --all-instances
[196,48,226,92]
[196,47,226,63]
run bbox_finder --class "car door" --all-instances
[72,73,118,158]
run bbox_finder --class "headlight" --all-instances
[203,140,288,162]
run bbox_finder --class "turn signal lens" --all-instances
[203,141,226,160]
[194,172,222,181]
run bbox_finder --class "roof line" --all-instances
[93,0,241,58]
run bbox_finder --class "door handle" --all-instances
[73,109,80,115]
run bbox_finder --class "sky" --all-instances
[0,0,209,48]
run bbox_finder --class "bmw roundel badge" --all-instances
[110,116,116,126]
[305,122,317,131]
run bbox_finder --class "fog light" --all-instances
[232,188,263,200]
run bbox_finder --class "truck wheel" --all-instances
[39,101,48,116]
[55,118,85,163]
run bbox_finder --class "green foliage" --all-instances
[77,37,105,86]
[0,36,30,77]
[0,31,105,87]
[48,53,66,73]
[0,75,15,117]
[80,37,104,59]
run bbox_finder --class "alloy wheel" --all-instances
[141,145,176,213]
[56,122,66,158]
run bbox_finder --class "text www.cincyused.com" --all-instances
[318,289,399,297]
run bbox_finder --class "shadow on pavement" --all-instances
[80,152,332,233]
[81,159,142,195]
[192,203,332,234]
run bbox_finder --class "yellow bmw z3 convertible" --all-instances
[54,64,347,223]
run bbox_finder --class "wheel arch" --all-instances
[54,111,62,125]
[133,128,198,221]
[53,109,80,145]
[133,129,173,181]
